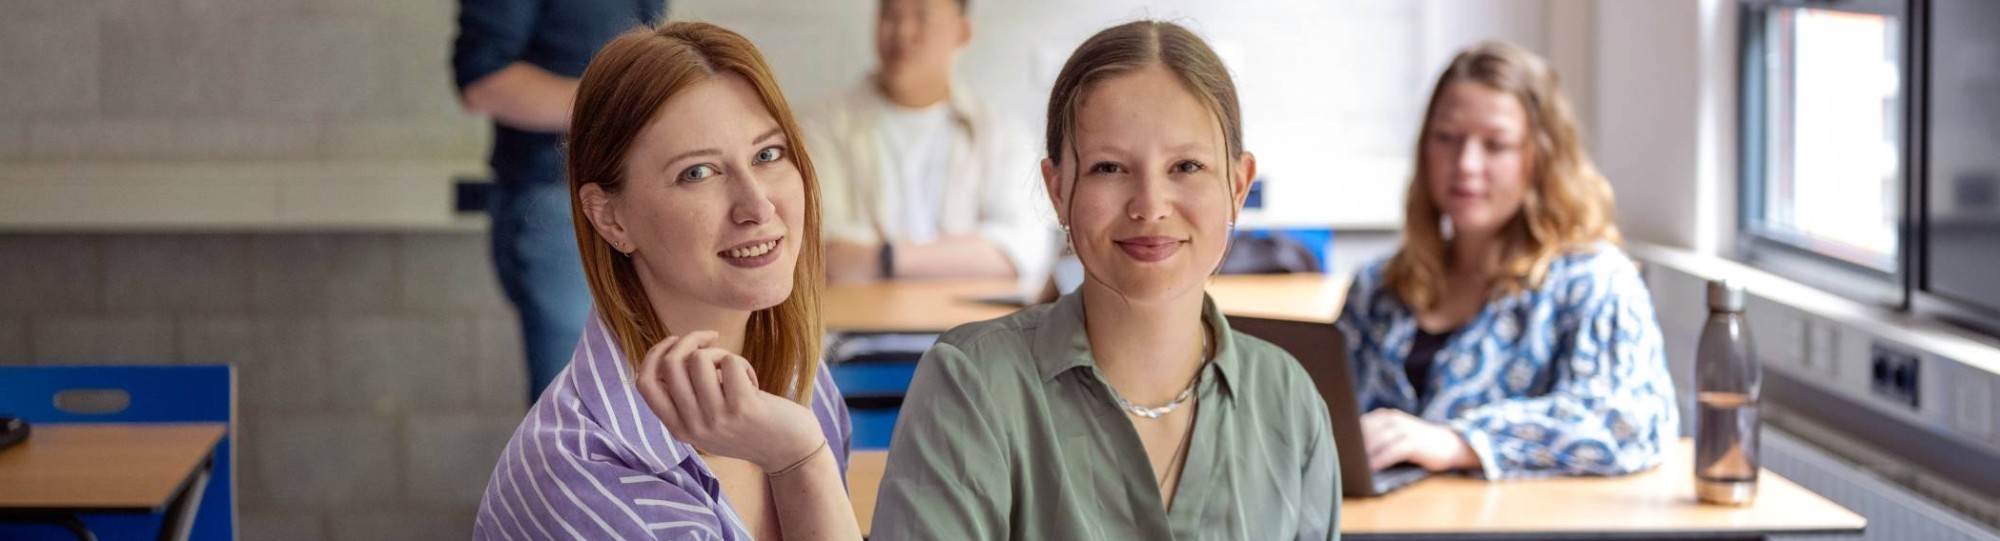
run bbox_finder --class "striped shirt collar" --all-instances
[566,313,695,475]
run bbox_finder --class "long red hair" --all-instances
[566,22,825,401]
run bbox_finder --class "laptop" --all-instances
[1293,331,1434,498]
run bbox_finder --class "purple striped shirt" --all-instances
[474,313,852,541]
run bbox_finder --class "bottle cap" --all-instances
[1708,279,1745,312]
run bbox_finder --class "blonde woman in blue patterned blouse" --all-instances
[1336,41,1678,479]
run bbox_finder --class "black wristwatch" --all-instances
[878,242,896,280]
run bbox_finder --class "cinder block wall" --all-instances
[0,0,487,163]
[0,233,525,541]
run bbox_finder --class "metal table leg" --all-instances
[155,454,212,541]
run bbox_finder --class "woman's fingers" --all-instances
[717,354,759,415]
[635,336,683,426]
[661,330,718,366]
[685,348,732,421]
[1362,409,1415,471]
[661,356,705,433]
[1369,435,1417,472]
[1366,425,1406,461]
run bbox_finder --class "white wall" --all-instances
[668,0,1561,230]
[1591,0,1737,254]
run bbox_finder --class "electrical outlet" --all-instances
[1871,342,1922,410]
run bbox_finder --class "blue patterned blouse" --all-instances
[1336,242,1679,479]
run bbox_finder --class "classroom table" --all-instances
[1340,439,1865,540]
[846,440,1863,540]
[823,273,1350,332]
[0,423,225,541]
[827,274,1352,534]
[828,275,1864,539]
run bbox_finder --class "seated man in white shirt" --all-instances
[804,0,1052,285]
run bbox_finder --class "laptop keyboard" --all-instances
[1374,464,1431,495]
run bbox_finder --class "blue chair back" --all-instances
[0,365,235,541]
[825,334,931,450]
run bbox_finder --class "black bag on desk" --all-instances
[0,415,28,451]
[1220,231,1323,274]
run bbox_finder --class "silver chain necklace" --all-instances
[1106,330,1211,419]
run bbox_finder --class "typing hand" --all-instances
[1361,408,1479,473]
[634,331,825,471]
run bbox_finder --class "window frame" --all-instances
[1903,0,2000,338]
[1735,0,1916,309]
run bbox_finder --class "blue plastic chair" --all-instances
[0,365,235,541]
[825,334,931,450]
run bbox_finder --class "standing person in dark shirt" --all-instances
[452,0,666,402]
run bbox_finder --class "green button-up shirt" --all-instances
[872,290,1341,540]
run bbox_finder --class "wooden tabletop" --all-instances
[846,440,1864,538]
[1342,439,1864,538]
[0,423,226,512]
[824,273,1350,333]
[822,279,1022,333]
[847,450,888,535]
[1205,272,1349,324]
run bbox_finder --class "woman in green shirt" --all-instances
[871,20,1340,540]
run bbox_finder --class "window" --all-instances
[1739,0,1909,303]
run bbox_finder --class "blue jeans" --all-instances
[490,180,592,403]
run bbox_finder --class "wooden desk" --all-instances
[1342,439,1863,540]
[1206,272,1349,324]
[832,279,1864,539]
[847,450,888,535]
[823,280,1021,333]
[0,423,224,512]
[0,423,225,541]
[829,273,1351,536]
[845,442,1864,540]
[823,273,1350,333]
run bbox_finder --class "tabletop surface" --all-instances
[0,423,225,512]
[824,273,1350,333]
[846,439,1865,538]
[1340,440,1865,538]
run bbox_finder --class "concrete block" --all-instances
[250,234,397,313]
[0,317,26,364]
[473,314,529,411]
[0,234,102,314]
[98,11,253,115]
[238,510,327,541]
[397,233,507,312]
[24,119,177,161]
[0,13,99,115]
[403,412,518,506]
[320,117,489,162]
[244,413,399,507]
[179,316,327,411]
[329,507,473,541]
[327,315,473,411]
[103,234,251,313]
[31,315,175,364]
